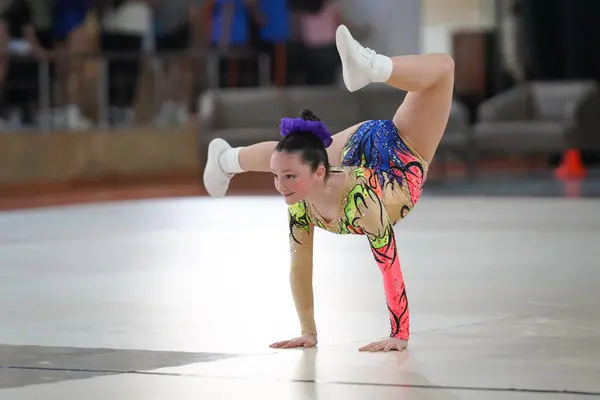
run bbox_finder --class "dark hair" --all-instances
[290,0,325,14]
[275,109,331,177]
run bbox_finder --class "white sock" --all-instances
[371,54,393,83]
[219,147,245,174]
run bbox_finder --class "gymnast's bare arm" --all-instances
[270,203,318,349]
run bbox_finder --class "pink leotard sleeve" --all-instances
[365,224,409,341]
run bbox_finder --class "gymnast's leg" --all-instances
[203,120,359,198]
[335,25,454,164]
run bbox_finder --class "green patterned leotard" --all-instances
[287,120,429,341]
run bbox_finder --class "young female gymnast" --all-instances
[203,25,454,352]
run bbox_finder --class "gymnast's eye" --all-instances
[286,175,296,180]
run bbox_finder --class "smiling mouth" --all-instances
[283,193,295,197]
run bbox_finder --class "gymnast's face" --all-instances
[270,151,325,205]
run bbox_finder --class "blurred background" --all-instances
[1,0,599,208]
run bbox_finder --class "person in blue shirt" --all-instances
[52,0,90,40]
[253,0,290,86]
[210,0,249,49]
[209,0,251,87]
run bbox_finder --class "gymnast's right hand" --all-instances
[269,334,318,349]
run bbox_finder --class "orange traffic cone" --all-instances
[555,149,586,180]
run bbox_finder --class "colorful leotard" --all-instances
[287,120,428,341]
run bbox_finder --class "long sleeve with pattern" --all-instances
[365,223,409,340]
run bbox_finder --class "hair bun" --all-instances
[300,109,321,122]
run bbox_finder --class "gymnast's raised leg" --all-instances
[203,27,453,199]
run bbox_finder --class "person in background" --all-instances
[208,0,251,87]
[251,0,289,87]
[299,0,369,86]
[0,0,55,128]
[286,0,308,86]
[187,0,212,119]
[98,0,151,126]
[52,0,93,130]
[152,0,207,126]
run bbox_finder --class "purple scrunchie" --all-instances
[279,118,333,148]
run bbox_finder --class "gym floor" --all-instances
[0,172,599,399]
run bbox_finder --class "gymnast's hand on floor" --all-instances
[269,334,318,349]
[359,337,408,352]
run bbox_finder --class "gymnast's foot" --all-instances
[358,337,408,352]
[336,24,392,92]
[203,138,237,198]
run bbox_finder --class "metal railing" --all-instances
[0,48,272,132]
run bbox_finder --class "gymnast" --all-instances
[203,25,454,352]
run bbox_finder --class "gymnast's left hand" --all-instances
[269,334,318,349]
[359,338,408,352]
